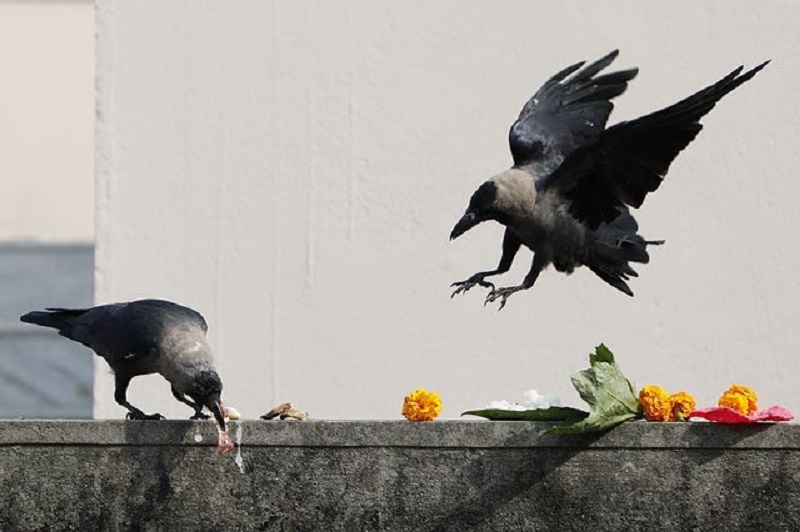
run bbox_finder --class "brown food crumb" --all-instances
[260,402,308,421]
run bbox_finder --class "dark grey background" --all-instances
[0,243,93,418]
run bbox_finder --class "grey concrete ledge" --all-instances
[2,420,799,531]
[1,419,798,449]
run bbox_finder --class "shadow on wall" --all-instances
[0,243,94,419]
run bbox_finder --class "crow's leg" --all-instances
[452,229,521,297]
[114,374,165,420]
[171,386,209,420]
[485,253,546,310]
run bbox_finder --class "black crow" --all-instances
[20,298,226,430]
[450,50,768,309]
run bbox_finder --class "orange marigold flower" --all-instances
[668,391,696,421]
[718,384,758,415]
[719,391,749,414]
[639,385,671,421]
[729,384,758,414]
[402,388,442,421]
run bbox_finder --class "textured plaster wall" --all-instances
[95,1,800,421]
[0,0,94,240]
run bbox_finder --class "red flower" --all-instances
[689,405,794,424]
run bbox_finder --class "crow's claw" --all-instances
[450,277,495,298]
[190,412,210,420]
[126,411,166,421]
[484,286,524,310]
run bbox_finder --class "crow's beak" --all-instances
[208,398,226,431]
[450,211,480,240]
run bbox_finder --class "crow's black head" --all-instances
[189,369,226,431]
[450,181,498,240]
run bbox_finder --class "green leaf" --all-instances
[590,343,615,365]
[461,406,589,422]
[546,344,642,435]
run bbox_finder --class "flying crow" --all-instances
[450,50,767,309]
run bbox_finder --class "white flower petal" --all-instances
[519,389,562,410]
[486,400,525,411]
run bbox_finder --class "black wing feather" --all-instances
[547,61,769,228]
[509,50,638,173]
[20,299,208,364]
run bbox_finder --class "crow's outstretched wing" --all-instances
[509,50,638,177]
[545,61,769,229]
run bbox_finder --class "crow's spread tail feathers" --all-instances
[20,307,88,339]
[586,208,663,296]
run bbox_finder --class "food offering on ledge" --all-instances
[260,402,309,421]
[460,344,794,434]
[689,384,794,424]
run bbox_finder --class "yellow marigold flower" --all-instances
[639,385,671,421]
[668,391,696,421]
[730,384,757,414]
[402,388,442,421]
[719,392,748,414]
[719,384,758,415]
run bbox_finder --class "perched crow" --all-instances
[20,299,226,430]
[450,50,768,309]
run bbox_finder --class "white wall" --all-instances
[0,0,94,240]
[95,0,800,421]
